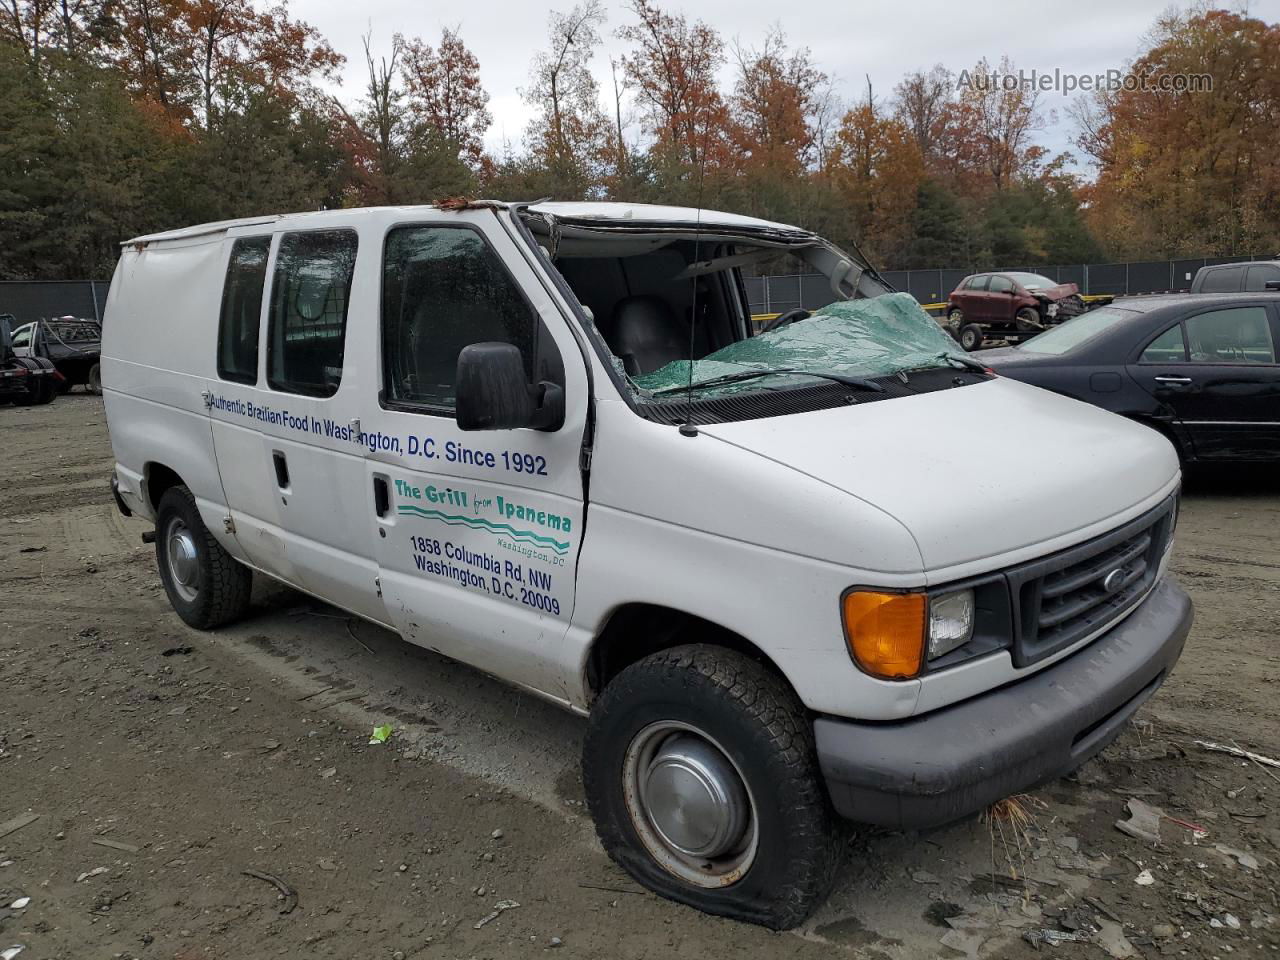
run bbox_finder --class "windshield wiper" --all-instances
[651,368,886,396]
[940,353,990,373]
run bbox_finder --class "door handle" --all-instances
[373,476,389,517]
[272,450,290,488]
[1153,376,1192,385]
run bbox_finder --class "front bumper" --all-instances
[814,577,1192,829]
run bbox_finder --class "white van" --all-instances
[103,202,1192,928]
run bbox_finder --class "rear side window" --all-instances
[1199,267,1242,293]
[966,276,988,291]
[1140,324,1187,363]
[217,237,271,384]
[381,225,545,411]
[1185,306,1275,364]
[1244,264,1280,291]
[267,230,358,398]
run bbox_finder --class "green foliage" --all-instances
[9,3,1276,282]
[900,180,968,269]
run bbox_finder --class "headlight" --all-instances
[843,587,979,680]
[928,590,975,660]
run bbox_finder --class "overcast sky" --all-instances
[300,0,1279,174]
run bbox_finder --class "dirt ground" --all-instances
[1,394,1277,960]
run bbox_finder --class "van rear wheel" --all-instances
[155,485,251,629]
[582,645,839,930]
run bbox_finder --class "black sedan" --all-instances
[981,293,1280,462]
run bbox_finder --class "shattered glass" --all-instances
[631,292,965,398]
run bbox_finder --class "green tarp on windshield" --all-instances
[632,292,962,397]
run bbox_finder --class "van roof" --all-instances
[122,202,807,246]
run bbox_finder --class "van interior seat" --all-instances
[600,295,687,376]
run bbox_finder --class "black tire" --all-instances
[34,377,56,405]
[155,485,251,629]
[1015,307,1043,332]
[86,362,102,395]
[947,307,964,326]
[583,645,839,930]
[959,323,985,351]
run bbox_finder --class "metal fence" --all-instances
[4,252,1276,323]
[744,253,1276,314]
[0,280,111,324]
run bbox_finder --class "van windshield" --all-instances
[630,293,967,399]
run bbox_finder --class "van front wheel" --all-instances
[582,645,839,930]
[155,486,252,629]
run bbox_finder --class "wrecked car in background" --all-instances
[946,271,1111,350]
[102,200,1191,929]
[0,313,59,405]
[12,316,103,394]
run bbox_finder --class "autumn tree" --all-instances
[829,91,925,265]
[730,26,826,179]
[892,65,954,168]
[1074,9,1280,257]
[949,57,1045,193]
[617,0,730,172]
[1,0,112,67]
[400,27,491,170]
[522,1,612,196]
[103,0,339,130]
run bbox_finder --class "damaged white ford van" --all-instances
[103,201,1192,928]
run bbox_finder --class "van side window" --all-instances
[1140,324,1186,363]
[381,225,548,411]
[267,230,358,398]
[217,237,271,384]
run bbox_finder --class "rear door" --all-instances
[362,211,589,698]
[1134,304,1280,460]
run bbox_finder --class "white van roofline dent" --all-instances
[122,201,812,247]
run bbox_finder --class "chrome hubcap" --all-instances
[622,721,757,887]
[165,518,199,602]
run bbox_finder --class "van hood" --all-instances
[697,377,1179,579]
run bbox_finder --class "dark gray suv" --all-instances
[1191,260,1280,293]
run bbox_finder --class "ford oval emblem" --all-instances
[1102,568,1126,594]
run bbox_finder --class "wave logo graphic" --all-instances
[396,504,571,555]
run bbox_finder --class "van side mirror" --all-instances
[455,342,565,432]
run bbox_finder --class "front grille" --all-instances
[1007,497,1175,667]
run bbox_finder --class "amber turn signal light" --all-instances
[842,591,926,679]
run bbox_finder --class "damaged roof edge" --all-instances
[523,201,815,239]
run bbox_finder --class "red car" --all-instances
[947,272,1091,350]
